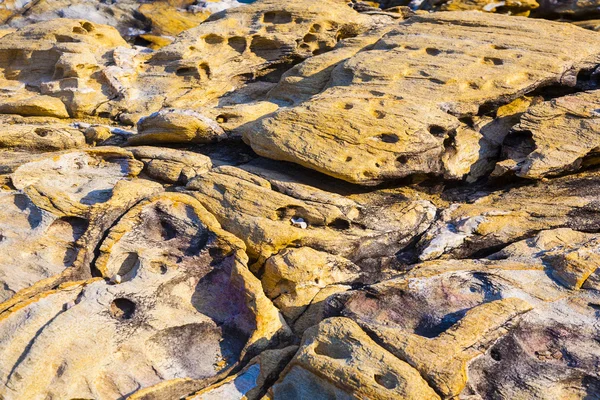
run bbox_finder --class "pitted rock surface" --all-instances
[1,1,600,399]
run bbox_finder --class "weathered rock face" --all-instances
[242,11,600,185]
[418,168,600,260]
[0,0,378,123]
[534,0,600,18]
[327,228,600,398]
[0,123,85,151]
[1,0,241,45]
[267,317,440,399]
[0,193,288,399]
[2,1,600,399]
[184,159,436,267]
[495,90,600,179]
[0,18,130,118]
[0,191,87,302]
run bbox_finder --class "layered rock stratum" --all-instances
[1,0,600,399]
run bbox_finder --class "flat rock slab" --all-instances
[243,11,600,184]
[266,317,440,399]
[11,148,144,217]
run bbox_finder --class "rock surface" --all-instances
[242,11,600,184]
[1,1,600,399]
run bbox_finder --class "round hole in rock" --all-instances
[228,36,247,53]
[204,34,224,44]
[397,155,409,164]
[483,57,503,66]
[375,372,399,389]
[490,348,502,361]
[373,110,386,119]
[81,22,94,32]
[263,10,292,24]
[303,33,318,43]
[34,128,50,137]
[345,156,353,162]
[216,114,228,123]
[110,298,136,320]
[328,218,351,230]
[426,48,441,56]
[428,125,446,137]
[379,133,399,143]
[344,103,354,110]
[160,219,177,240]
[314,341,352,359]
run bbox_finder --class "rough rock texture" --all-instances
[330,228,600,398]
[0,193,288,399]
[496,90,600,179]
[266,317,440,399]
[418,168,600,260]
[184,159,436,267]
[2,1,600,399]
[242,11,600,184]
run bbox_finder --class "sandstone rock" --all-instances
[242,11,600,184]
[188,346,297,400]
[574,19,600,32]
[364,298,532,397]
[534,0,600,18]
[128,146,212,184]
[130,109,227,145]
[11,147,144,217]
[496,90,600,179]
[0,123,85,151]
[184,159,436,267]
[108,0,377,117]
[0,193,289,399]
[333,229,600,397]
[0,191,87,302]
[0,95,69,118]
[463,291,600,398]
[266,317,440,399]
[83,124,113,145]
[418,168,600,260]
[0,173,163,314]
[2,0,145,38]
[261,247,361,327]
[138,2,210,37]
[0,0,377,122]
[2,1,600,398]
[440,0,538,14]
[0,18,130,118]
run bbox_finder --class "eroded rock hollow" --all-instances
[1,0,600,399]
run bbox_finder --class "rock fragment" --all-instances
[418,168,600,260]
[0,123,85,151]
[128,146,213,184]
[130,109,227,145]
[184,159,436,267]
[496,90,600,179]
[11,147,144,217]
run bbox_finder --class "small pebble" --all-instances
[291,217,308,229]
